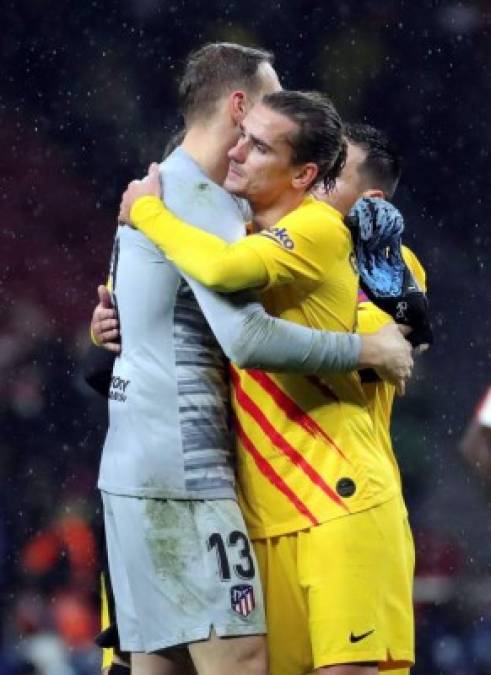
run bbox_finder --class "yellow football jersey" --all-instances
[356,245,427,488]
[232,196,398,539]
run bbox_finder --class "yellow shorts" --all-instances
[253,496,414,675]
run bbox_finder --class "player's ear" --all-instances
[292,163,318,191]
[229,91,247,124]
[364,188,385,200]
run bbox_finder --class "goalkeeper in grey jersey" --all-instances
[93,43,412,675]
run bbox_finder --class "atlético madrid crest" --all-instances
[231,584,255,617]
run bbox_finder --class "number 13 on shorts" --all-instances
[208,530,257,618]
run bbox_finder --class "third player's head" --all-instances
[314,123,401,215]
[224,90,346,212]
[179,43,280,141]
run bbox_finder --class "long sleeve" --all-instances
[184,275,361,373]
[131,196,268,291]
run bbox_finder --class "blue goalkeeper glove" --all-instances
[346,197,433,348]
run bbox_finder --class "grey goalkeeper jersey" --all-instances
[98,147,360,500]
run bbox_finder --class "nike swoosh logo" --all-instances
[350,629,375,643]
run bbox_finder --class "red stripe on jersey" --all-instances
[231,368,349,513]
[246,369,348,462]
[233,413,318,527]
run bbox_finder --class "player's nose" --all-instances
[228,137,248,164]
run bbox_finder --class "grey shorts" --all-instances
[101,492,266,653]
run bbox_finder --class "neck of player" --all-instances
[250,190,306,231]
[181,125,233,185]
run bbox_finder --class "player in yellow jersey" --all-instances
[120,91,416,675]
[316,124,427,489]
[315,123,428,675]
[316,122,416,484]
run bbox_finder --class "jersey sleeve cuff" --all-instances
[130,195,164,225]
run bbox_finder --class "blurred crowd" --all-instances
[2,1,490,673]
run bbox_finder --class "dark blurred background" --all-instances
[1,0,490,673]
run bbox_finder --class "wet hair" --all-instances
[179,42,274,125]
[261,90,346,192]
[344,123,402,198]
